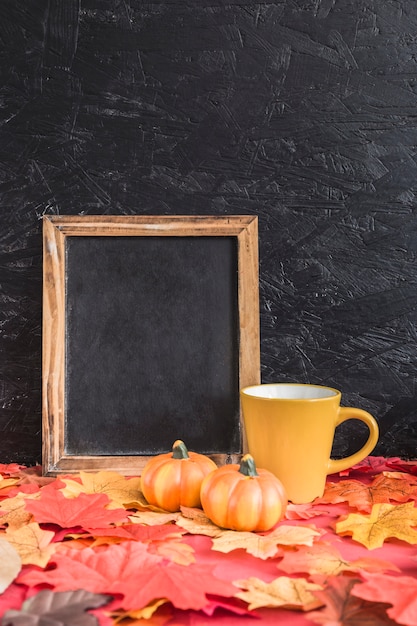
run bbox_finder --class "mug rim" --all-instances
[240,382,341,400]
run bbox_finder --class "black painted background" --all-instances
[1,0,417,465]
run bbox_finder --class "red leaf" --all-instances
[0,464,23,476]
[352,572,417,626]
[17,541,236,611]
[82,523,184,542]
[0,583,28,615]
[23,489,128,529]
[337,457,400,477]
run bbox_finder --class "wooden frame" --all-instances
[42,215,260,475]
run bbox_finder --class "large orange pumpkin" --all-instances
[141,440,218,512]
[200,454,287,531]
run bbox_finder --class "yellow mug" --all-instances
[240,383,379,504]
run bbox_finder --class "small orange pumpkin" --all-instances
[200,454,287,532]
[141,440,218,512]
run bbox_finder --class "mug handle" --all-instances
[327,407,379,476]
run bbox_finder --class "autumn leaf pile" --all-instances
[1,457,417,625]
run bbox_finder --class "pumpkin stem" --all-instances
[172,440,190,460]
[239,454,259,477]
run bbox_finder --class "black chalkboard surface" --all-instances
[42,215,260,474]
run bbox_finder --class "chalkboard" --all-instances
[42,215,260,474]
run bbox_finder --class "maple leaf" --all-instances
[78,523,192,561]
[234,576,323,611]
[211,524,323,559]
[4,521,56,567]
[60,471,142,509]
[336,501,417,549]
[2,589,112,626]
[317,473,417,513]
[148,537,196,565]
[17,541,236,611]
[0,583,28,616]
[337,456,397,477]
[386,458,417,476]
[278,541,399,577]
[83,522,185,545]
[0,539,21,593]
[24,489,128,529]
[128,510,180,526]
[176,508,223,537]
[0,463,23,476]
[285,502,328,520]
[308,575,397,626]
[13,466,57,489]
[110,602,173,625]
[0,493,39,529]
[352,572,417,626]
[0,475,20,493]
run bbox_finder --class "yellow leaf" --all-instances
[212,525,322,559]
[336,501,417,549]
[234,576,323,611]
[0,476,20,491]
[176,511,223,537]
[110,600,172,624]
[5,521,56,567]
[60,471,142,509]
[0,493,35,529]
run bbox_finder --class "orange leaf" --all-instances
[149,537,195,565]
[285,503,328,520]
[318,473,417,513]
[278,541,399,577]
[336,501,417,549]
[234,576,323,611]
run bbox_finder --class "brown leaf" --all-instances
[308,576,397,625]
[234,576,323,611]
[1,589,112,626]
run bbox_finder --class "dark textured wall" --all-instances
[1,0,417,465]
